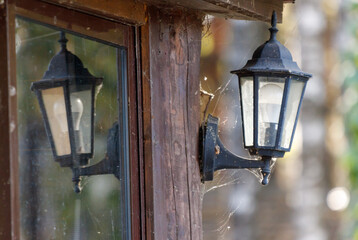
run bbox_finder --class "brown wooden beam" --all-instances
[13,0,131,47]
[143,6,203,240]
[0,2,12,239]
[6,0,21,239]
[140,0,284,22]
[43,0,287,23]
[40,0,147,25]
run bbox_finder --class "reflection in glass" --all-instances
[16,18,129,239]
[70,90,92,154]
[42,87,71,156]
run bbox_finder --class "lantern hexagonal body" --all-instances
[31,32,103,167]
[231,12,312,158]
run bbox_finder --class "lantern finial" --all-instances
[58,31,68,51]
[269,11,278,41]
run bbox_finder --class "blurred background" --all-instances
[200,0,358,239]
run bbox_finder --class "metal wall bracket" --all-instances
[72,122,120,193]
[201,114,272,185]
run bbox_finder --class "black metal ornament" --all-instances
[201,11,312,185]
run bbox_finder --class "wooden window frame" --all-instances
[1,0,144,239]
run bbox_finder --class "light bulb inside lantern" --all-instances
[53,96,84,132]
[259,83,283,146]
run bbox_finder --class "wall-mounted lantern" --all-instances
[31,32,120,193]
[201,11,312,185]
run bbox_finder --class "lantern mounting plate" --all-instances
[201,114,272,185]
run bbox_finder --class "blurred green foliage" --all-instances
[343,1,358,186]
[342,1,358,239]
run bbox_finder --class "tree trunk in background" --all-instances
[143,6,203,240]
[294,0,340,239]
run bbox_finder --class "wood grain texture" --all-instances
[41,0,146,25]
[14,0,129,47]
[127,26,142,240]
[135,26,147,240]
[145,6,203,240]
[0,3,12,239]
[7,0,21,239]
[141,22,154,240]
[140,0,284,22]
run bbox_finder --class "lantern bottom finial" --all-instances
[261,157,272,185]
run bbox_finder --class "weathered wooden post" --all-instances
[142,7,204,239]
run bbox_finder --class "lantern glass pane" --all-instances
[42,87,71,156]
[258,76,285,147]
[240,76,254,146]
[69,88,94,154]
[281,79,305,148]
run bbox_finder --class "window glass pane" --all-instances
[16,17,130,239]
[42,87,71,156]
[258,76,285,147]
[240,77,254,146]
[281,78,305,149]
[70,90,92,154]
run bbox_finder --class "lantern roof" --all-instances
[31,32,102,91]
[231,11,312,78]
[42,32,101,82]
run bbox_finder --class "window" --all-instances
[10,4,139,239]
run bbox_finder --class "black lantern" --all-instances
[201,11,312,185]
[31,32,120,193]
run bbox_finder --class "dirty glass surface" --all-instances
[239,77,254,147]
[280,78,305,149]
[42,87,71,156]
[258,77,285,147]
[70,89,93,154]
[16,18,130,240]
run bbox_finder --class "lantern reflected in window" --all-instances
[31,32,102,168]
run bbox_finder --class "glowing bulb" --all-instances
[53,96,83,132]
[259,84,283,123]
[70,97,84,131]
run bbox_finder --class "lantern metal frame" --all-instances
[201,11,312,185]
[235,74,308,158]
[31,32,121,193]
